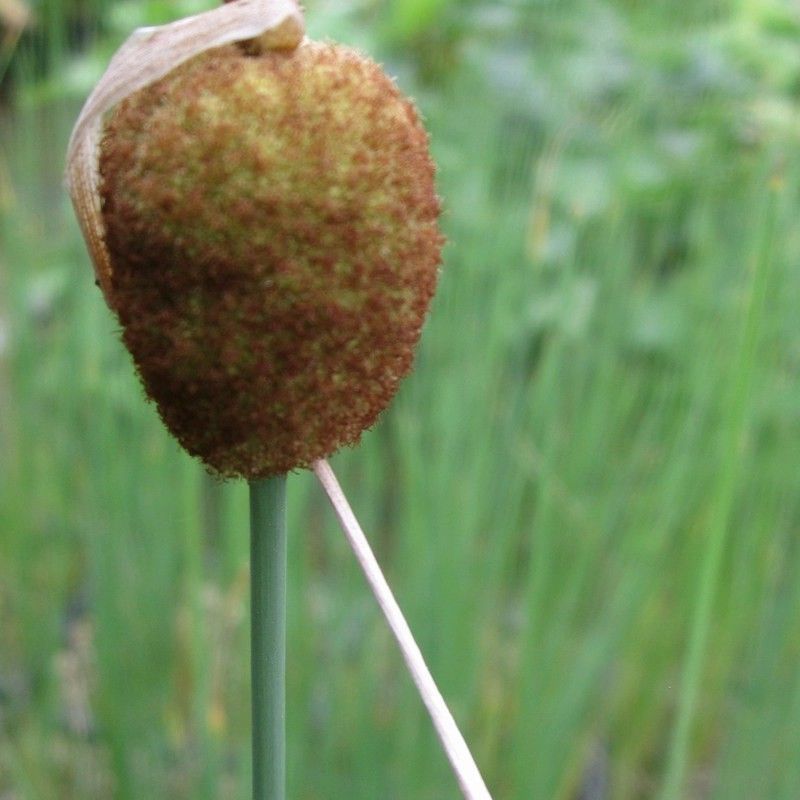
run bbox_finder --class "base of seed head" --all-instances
[99,40,443,479]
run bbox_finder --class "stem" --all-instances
[249,476,288,800]
[313,460,493,800]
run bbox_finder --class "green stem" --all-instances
[249,476,288,800]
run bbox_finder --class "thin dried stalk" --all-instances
[64,0,304,304]
[313,459,494,800]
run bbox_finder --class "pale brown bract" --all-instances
[65,0,304,303]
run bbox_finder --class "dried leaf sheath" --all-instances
[65,0,304,303]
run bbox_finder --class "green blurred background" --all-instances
[3,0,800,797]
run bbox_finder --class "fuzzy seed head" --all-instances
[99,41,443,478]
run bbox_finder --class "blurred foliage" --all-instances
[4,1,800,799]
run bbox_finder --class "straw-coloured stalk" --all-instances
[314,460,493,800]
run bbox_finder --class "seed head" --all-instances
[99,41,443,478]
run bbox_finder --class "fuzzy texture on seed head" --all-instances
[100,41,443,478]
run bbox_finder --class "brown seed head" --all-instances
[99,41,443,478]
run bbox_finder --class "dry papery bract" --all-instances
[66,0,305,304]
